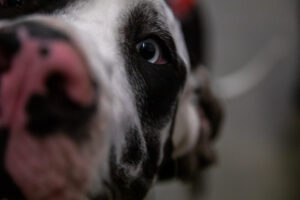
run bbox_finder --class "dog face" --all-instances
[0,1,222,200]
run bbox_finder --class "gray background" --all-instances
[151,0,299,199]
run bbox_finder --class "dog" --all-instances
[0,0,222,199]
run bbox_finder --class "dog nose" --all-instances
[0,22,96,137]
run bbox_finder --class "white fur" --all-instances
[0,0,202,196]
[53,0,200,189]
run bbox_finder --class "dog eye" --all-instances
[136,39,167,64]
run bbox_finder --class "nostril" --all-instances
[45,72,66,94]
[26,72,96,139]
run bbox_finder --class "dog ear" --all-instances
[159,67,223,182]
[175,67,223,181]
[158,1,223,182]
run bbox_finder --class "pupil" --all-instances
[140,42,156,60]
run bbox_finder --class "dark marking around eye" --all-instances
[108,2,187,199]
[122,2,187,126]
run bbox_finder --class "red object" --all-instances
[167,0,196,19]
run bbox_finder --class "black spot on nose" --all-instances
[39,45,50,58]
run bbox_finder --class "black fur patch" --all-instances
[121,2,187,126]
[121,2,187,180]
[109,2,187,199]
[0,127,26,199]
[110,147,152,200]
[0,0,76,19]
[12,21,70,41]
[110,129,161,200]
[122,127,144,165]
[158,101,178,181]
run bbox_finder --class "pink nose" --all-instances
[0,23,96,135]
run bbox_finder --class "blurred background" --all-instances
[153,0,300,199]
